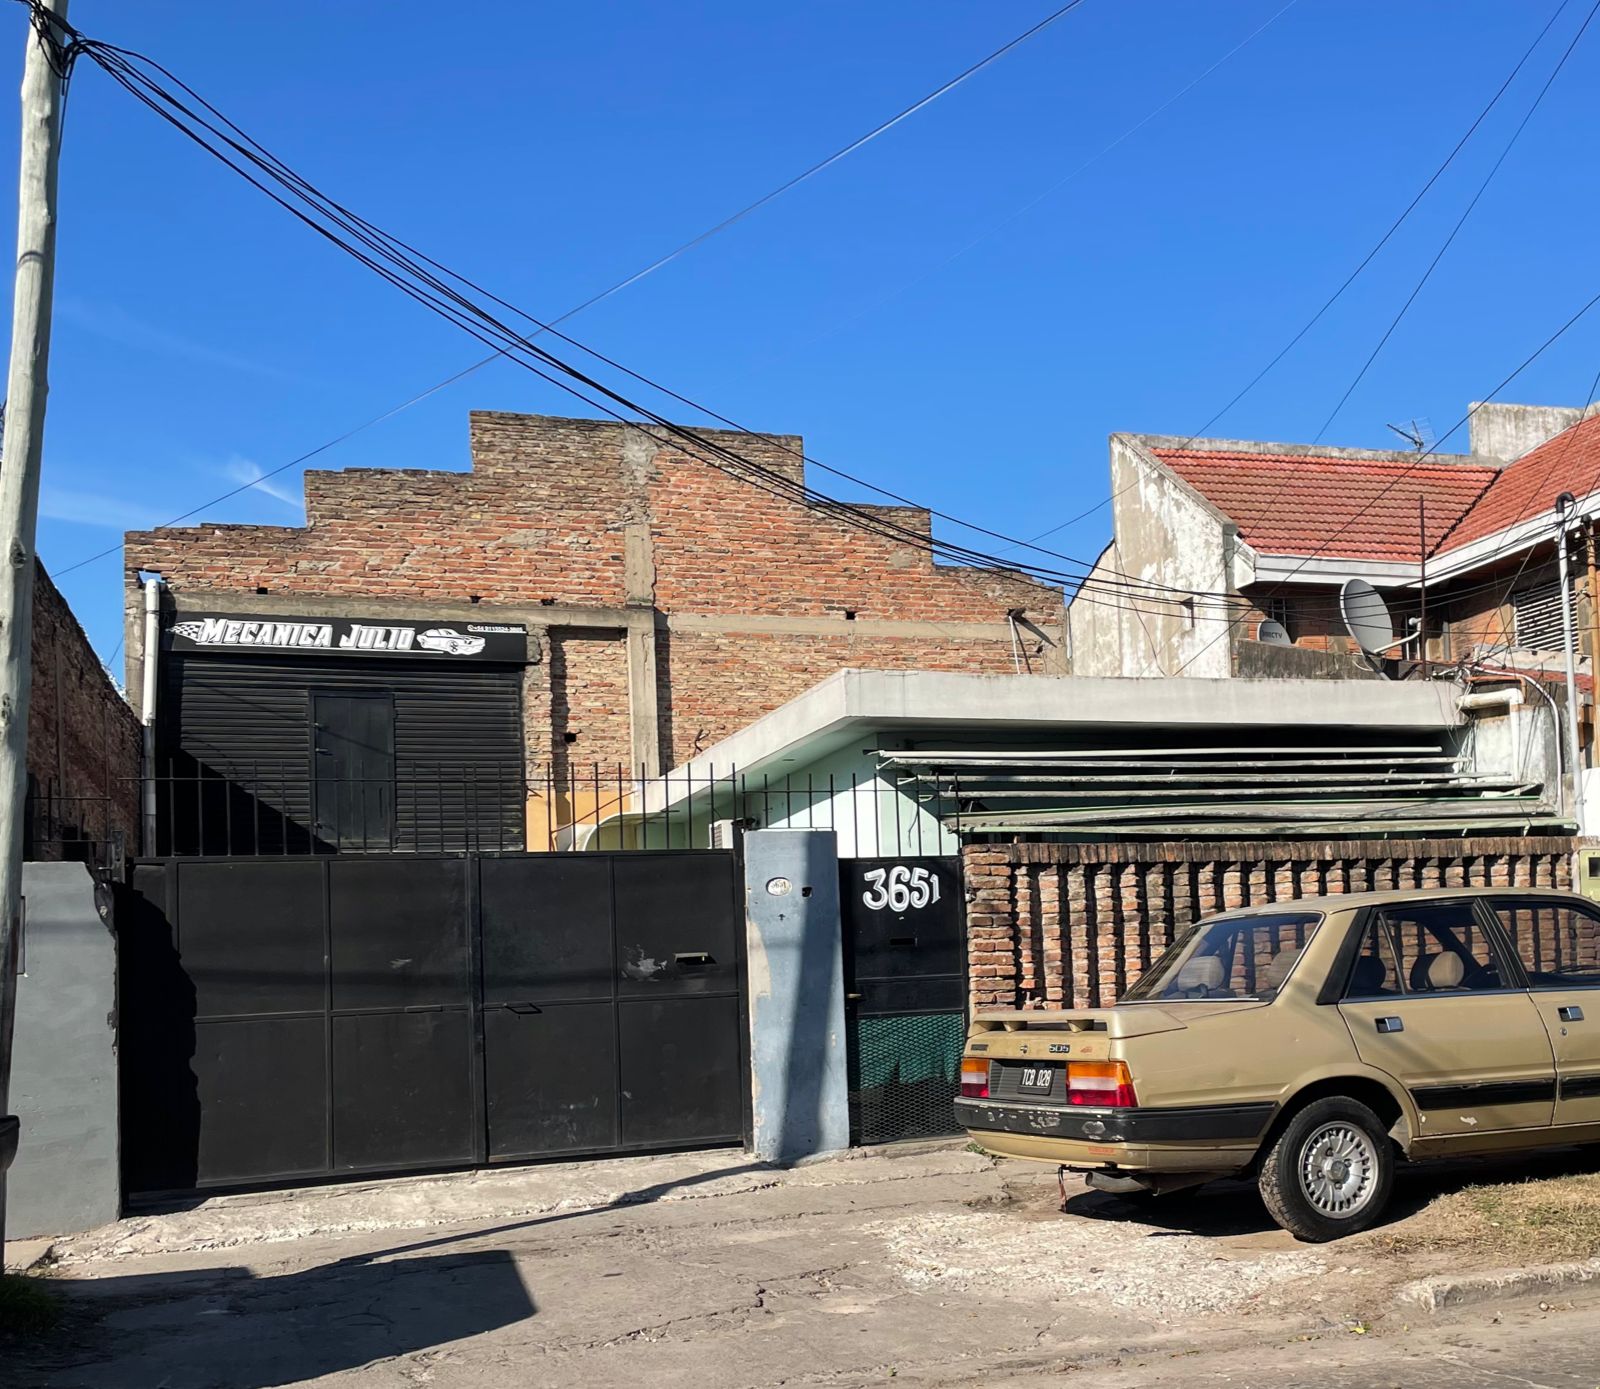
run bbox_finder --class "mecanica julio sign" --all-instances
[165,613,528,662]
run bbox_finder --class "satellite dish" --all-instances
[1256,619,1292,646]
[1340,578,1406,657]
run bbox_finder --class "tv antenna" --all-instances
[1385,418,1433,452]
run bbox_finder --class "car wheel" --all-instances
[1257,1096,1393,1242]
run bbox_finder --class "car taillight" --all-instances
[960,1058,989,1098]
[1066,1060,1136,1108]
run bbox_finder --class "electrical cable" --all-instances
[773,0,1303,364]
[1311,0,1600,443]
[1167,284,1600,674]
[50,28,1276,621]
[1432,366,1600,661]
[37,0,1104,576]
[1007,0,1575,550]
[1145,0,1600,667]
[39,2,1596,646]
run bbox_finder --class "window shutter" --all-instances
[1512,579,1569,652]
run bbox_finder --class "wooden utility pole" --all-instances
[0,0,70,1256]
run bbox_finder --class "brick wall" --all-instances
[550,632,631,773]
[964,838,1579,1010]
[657,630,1053,766]
[28,564,140,858]
[125,413,1063,773]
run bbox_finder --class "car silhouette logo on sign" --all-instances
[416,628,486,656]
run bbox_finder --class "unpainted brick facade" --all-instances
[29,563,140,858]
[964,838,1578,1011]
[124,413,1064,776]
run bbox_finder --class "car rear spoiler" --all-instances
[970,1008,1192,1039]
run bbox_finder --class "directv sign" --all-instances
[166,613,528,662]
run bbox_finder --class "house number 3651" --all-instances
[861,865,942,912]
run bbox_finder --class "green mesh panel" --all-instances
[848,1010,965,1144]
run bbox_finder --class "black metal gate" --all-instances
[119,851,747,1196]
[839,856,965,1145]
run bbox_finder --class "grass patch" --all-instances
[1367,1170,1600,1264]
[0,1274,62,1337]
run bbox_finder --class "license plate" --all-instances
[1018,1065,1054,1093]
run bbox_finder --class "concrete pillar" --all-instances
[623,607,661,777]
[10,862,119,1238]
[743,829,848,1164]
[622,428,662,778]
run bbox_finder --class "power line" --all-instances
[51,355,494,578]
[1119,0,1597,671]
[43,0,1097,574]
[46,2,1596,648]
[55,31,1136,605]
[1007,0,1575,551]
[774,0,1302,364]
[1433,374,1600,659]
[49,18,1277,620]
[1157,0,1600,656]
[1311,0,1599,443]
[1164,0,1600,678]
[1168,282,1600,674]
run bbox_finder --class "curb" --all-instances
[3,1237,56,1274]
[1397,1259,1600,1312]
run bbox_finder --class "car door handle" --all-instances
[1560,1005,1586,1023]
[1375,1016,1405,1034]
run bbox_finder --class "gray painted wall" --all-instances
[743,830,849,1163]
[9,861,119,1239]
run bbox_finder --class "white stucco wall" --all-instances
[1067,437,1238,678]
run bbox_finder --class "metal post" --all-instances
[140,576,160,851]
[0,0,71,1257]
[1557,492,1586,829]
[1418,498,1428,680]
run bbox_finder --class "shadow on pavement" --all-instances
[1059,1143,1600,1239]
[15,1157,774,1387]
[15,1248,535,1389]
[325,1158,775,1267]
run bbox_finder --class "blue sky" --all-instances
[16,0,1600,666]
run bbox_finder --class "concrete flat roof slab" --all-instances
[646,670,1462,807]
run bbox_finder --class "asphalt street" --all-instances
[1019,1298,1600,1389]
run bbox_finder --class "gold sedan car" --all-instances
[957,887,1600,1241]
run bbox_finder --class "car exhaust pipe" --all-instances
[1083,1168,1223,1199]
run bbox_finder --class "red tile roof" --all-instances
[1434,414,1600,553]
[1151,448,1498,562]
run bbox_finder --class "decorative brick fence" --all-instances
[963,838,1580,1011]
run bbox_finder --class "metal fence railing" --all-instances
[526,762,959,858]
[25,776,133,873]
[145,759,526,857]
[30,759,961,862]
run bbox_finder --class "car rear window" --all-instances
[1120,911,1322,1003]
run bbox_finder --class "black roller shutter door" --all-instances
[160,652,524,853]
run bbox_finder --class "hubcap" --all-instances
[1297,1121,1378,1218]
